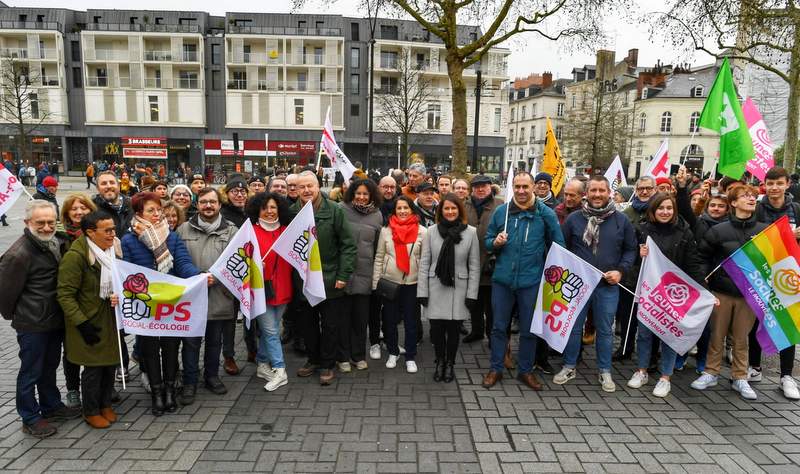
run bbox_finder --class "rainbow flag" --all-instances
[721,216,800,354]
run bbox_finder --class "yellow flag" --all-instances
[541,117,565,195]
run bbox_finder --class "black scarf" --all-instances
[434,219,466,287]
[471,195,493,219]
[352,201,375,215]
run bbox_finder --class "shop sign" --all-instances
[123,137,167,147]
[123,148,168,159]
[31,137,49,144]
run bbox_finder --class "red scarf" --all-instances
[388,214,419,274]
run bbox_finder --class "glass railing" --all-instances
[87,23,200,33]
[0,47,28,59]
[144,78,162,88]
[257,80,281,91]
[176,78,200,89]
[379,58,398,69]
[182,51,198,62]
[94,49,129,61]
[86,76,108,87]
[227,25,341,36]
[227,79,247,90]
[286,54,340,66]
[0,21,62,31]
[39,76,59,86]
[144,50,172,61]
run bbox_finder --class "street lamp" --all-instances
[471,65,482,174]
[366,0,381,172]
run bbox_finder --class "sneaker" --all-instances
[731,379,757,400]
[22,419,57,439]
[369,344,381,360]
[689,345,698,356]
[141,372,151,393]
[691,372,718,390]
[257,362,273,380]
[115,366,128,382]
[627,371,649,389]
[399,346,406,355]
[264,368,288,392]
[406,361,418,373]
[780,376,800,400]
[354,360,368,370]
[534,360,554,375]
[338,362,352,373]
[553,367,576,385]
[652,379,671,398]
[386,355,399,369]
[747,366,762,382]
[599,373,616,393]
[66,390,81,409]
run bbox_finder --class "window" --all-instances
[182,43,197,62]
[639,112,646,133]
[18,14,27,22]
[298,20,306,30]
[297,72,307,91]
[691,86,704,97]
[351,103,360,116]
[521,106,526,120]
[71,40,80,61]
[469,32,477,42]
[660,111,672,133]
[179,70,198,88]
[530,125,536,143]
[555,125,563,141]
[636,141,644,156]
[689,111,700,133]
[380,51,398,68]
[350,74,360,94]
[93,16,101,23]
[571,94,576,109]
[29,93,38,119]
[179,18,197,25]
[149,95,159,121]
[211,44,221,65]
[494,108,501,132]
[351,22,359,41]
[212,70,221,90]
[232,70,246,89]
[531,103,537,117]
[36,15,44,23]
[315,21,324,31]
[427,103,442,130]
[379,76,397,94]
[380,24,398,40]
[294,99,304,124]
[557,103,565,117]
[350,48,360,68]
[313,47,323,65]
[129,17,138,24]
[243,44,252,63]
[72,67,82,88]
[96,67,107,87]
[623,91,629,106]
[510,108,515,123]
[509,129,515,142]
[519,127,525,142]
[641,87,648,100]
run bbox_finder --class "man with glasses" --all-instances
[534,172,561,209]
[0,200,81,438]
[378,176,398,224]
[286,174,300,204]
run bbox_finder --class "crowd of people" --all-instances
[1,159,799,441]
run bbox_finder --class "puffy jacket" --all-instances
[697,213,768,296]
[0,229,65,332]
[563,207,637,281]
[221,203,247,228]
[33,190,59,216]
[253,222,293,306]
[175,216,237,320]
[340,202,383,295]
[755,195,800,226]
[465,195,502,286]
[694,212,727,242]
[621,203,649,286]
[485,199,564,290]
[121,230,200,279]
[372,224,426,287]
[638,219,704,283]
[93,194,133,238]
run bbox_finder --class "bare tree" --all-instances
[0,55,53,164]
[375,48,433,164]
[652,0,800,171]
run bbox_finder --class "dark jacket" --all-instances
[562,206,638,281]
[638,219,704,283]
[120,231,200,278]
[694,212,727,242]
[697,213,768,296]
[340,202,383,295]
[465,195,503,286]
[554,201,580,225]
[0,229,65,332]
[539,194,560,209]
[33,190,59,216]
[93,194,134,238]
[755,195,800,226]
[221,203,247,228]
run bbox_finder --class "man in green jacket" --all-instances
[292,171,357,385]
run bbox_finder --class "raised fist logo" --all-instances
[293,231,311,262]
[553,269,583,303]
[226,252,249,280]
[122,297,150,320]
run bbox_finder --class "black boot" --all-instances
[150,384,165,416]
[164,382,177,413]
[433,360,444,382]
[443,363,455,383]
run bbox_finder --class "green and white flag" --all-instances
[698,58,754,179]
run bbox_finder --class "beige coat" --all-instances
[372,225,426,288]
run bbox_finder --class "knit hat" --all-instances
[248,176,266,185]
[170,184,192,198]
[534,172,553,186]
[226,176,247,191]
[42,176,58,187]
[655,177,673,187]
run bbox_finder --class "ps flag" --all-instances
[321,106,356,182]
[270,200,326,306]
[209,219,268,323]
[604,155,627,192]
[0,162,24,217]
[541,117,566,195]
[112,259,208,338]
[531,244,602,353]
[636,236,715,355]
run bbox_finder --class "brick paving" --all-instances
[1,178,799,472]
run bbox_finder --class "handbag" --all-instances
[263,252,278,301]
[375,242,414,301]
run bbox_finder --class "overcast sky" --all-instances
[12,0,716,79]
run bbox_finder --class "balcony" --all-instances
[0,21,62,32]
[86,23,200,33]
[144,77,163,88]
[379,57,398,69]
[0,48,60,60]
[285,80,341,92]
[94,49,129,61]
[286,54,340,66]
[86,76,108,87]
[182,51,199,62]
[227,25,341,36]
[39,76,59,86]
[374,85,398,95]
[227,79,247,90]
[176,78,200,89]
[143,50,200,62]
[257,80,281,91]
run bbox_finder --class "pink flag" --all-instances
[742,98,774,181]
[643,139,670,178]
[0,163,24,217]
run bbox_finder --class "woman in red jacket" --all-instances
[246,192,294,392]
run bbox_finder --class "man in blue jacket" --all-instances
[482,172,564,390]
[554,175,637,392]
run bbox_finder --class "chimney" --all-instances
[595,49,615,81]
[625,48,639,68]
[542,71,553,88]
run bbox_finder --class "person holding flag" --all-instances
[320,106,356,183]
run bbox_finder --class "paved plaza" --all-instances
[0,179,799,472]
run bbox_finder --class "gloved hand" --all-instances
[417,297,429,307]
[77,321,101,346]
[465,298,478,312]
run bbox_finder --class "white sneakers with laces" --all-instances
[747,366,763,382]
[553,367,576,385]
[780,376,800,400]
[257,362,273,381]
[264,368,288,392]
[599,373,616,393]
[406,361,418,373]
[652,379,671,398]
[691,372,718,390]
[369,344,381,360]
[386,355,398,369]
[731,379,757,400]
[627,371,648,389]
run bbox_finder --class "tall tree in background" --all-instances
[654,0,800,171]
[0,55,52,165]
[295,0,625,176]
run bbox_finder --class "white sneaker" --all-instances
[781,376,800,400]
[386,355,398,369]
[599,373,616,393]
[731,379,757,400]
[369,344,381,360]
[747,366,762,382]
[399,346,406,355]
[627,371,648,389]
[338,362,352,373]
[141,372,151,393]
[553,367,576,385]
[257,362,273,380]
[406,361,418,373]
[354,360,368,371]
[653,379,671,398]
[264,368,288,392]
[691,372,718,390]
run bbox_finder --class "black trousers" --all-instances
[63,355,80,392]
[430,320,461,364]
[222,318,235,358]
[468,285,494,338]
[81,365,115,415]
[244,319,258,354]
[368,292,383,346]
[301,297,347,369]
[343,294,370,362]
[749,321,796,377]
[139,336,179,386]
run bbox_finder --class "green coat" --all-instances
[290,196,357,300]
[57,235,120,367]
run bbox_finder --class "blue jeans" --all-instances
[16,330,65,425]
[256,305,287,368]
[563,284,619,373]
[382,284,417,361]
[490,283,539,374]
[636,322,677,376]
[182,319,226,385]
[676,322,710,371]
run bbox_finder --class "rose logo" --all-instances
[242,242,254,258]
[774,269,800,296]
[664,283,690,308]
[124,273,149,295]
[544,266,563,286]
[755,128,772,147]
[121,273,152,320]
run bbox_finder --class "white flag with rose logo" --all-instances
[636,236,715,355]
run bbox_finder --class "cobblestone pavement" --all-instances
[1,178,799,472]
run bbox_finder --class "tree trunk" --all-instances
[783,23,800,172]
[446,55,468,177]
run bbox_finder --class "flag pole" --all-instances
[503,199,511,232]
[679,129,698,166]
[551,243,637,297]
[116,326,126,390]
[621,255,643,355]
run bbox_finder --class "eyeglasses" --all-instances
[229,189,247,196]
[172,191,190,198]
[636,186,655,192]
[198,199,219,206]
